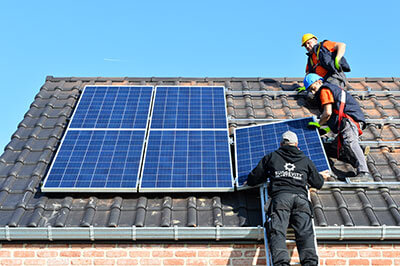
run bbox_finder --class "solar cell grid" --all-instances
[70,86,153,129]
[150,86,227,129]
[42,130,145,191]
[140,130,234,191]
[235,117,330,187]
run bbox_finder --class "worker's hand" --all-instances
[307,121,321,129]
[318,126,331,135]
[335,57,341,71]
[296,86,306,93]
[319,170,330,180]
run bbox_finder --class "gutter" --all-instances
[0,226,264,241]
[1,226,400,241]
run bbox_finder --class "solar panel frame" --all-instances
[69,85,154,129]
[234,117,331,189]
[41,129,147,192]
[138,129,235,192]
[150,86,229,130]
[138,86,234,192]
[42,85,155,193]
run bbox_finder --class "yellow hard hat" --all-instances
[301,33,317,46]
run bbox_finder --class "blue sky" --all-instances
[0,1,399,151]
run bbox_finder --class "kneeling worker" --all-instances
[304,73,373,182]
[247,131,328,266]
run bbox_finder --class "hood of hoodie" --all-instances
[275,145,306,164]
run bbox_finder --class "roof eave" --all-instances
[0,226,399,241]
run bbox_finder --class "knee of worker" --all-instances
[341,140,361,157]
[295,234,316,249]
[341,133,362,156]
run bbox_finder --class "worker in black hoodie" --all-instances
[247,130,328,266]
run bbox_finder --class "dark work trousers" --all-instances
[266,193,318,266]
[326,72,347,88]
[341,119,369,174]
[322,119,368,174]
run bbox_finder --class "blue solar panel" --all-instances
[150,86,228,129]
[235,117,330,187]
[140,130,234,191]
[42,130,145,192]
[70,86,153,129]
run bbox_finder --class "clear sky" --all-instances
[0,1,399,151]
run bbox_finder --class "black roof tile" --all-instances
[1,77,400,239]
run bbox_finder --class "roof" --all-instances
[0,76,399,241]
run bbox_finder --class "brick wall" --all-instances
[0,243,399,265]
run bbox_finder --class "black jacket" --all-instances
[247,145,324,197]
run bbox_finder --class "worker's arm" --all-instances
[307,161,325,189]
[334,42,346,61]
[334,42,346,70]
[247,154,271,186]
[319,103,332,126]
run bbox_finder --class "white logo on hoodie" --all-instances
[275,163,303,180]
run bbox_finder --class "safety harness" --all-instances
[307,40,351,80]
[308,43,322,69]
[333,89,363,158]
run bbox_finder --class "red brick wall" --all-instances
[0,243,399,265]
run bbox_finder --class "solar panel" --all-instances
[69,86,153,129]
[150,86,228,129]
[235,117,330,187]
[42,130,145,192]
[140,130,234,192]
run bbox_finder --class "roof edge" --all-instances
[1,226,399,241]
[45,76,400,83]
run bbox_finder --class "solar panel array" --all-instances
[43,85,328,193]
[43,86,234,193]
[235,117,330,187]
[42,86,153,192]
[140,86,234,192]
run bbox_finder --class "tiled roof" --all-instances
[0,76,400,239]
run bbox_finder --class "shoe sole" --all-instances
[364,145,370,157]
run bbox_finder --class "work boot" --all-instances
[364,145,370,157]
[350,172,374,183]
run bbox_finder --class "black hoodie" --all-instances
[247,145,324,197]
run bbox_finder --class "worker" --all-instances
[297,33,350,94]
[303,73,373,182]
[247,131,328,266]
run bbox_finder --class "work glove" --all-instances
[308,122,330,135]
[335,57,341,71]
[318,126,331,135]
[296,86,306,93]
[308,121,320,129]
